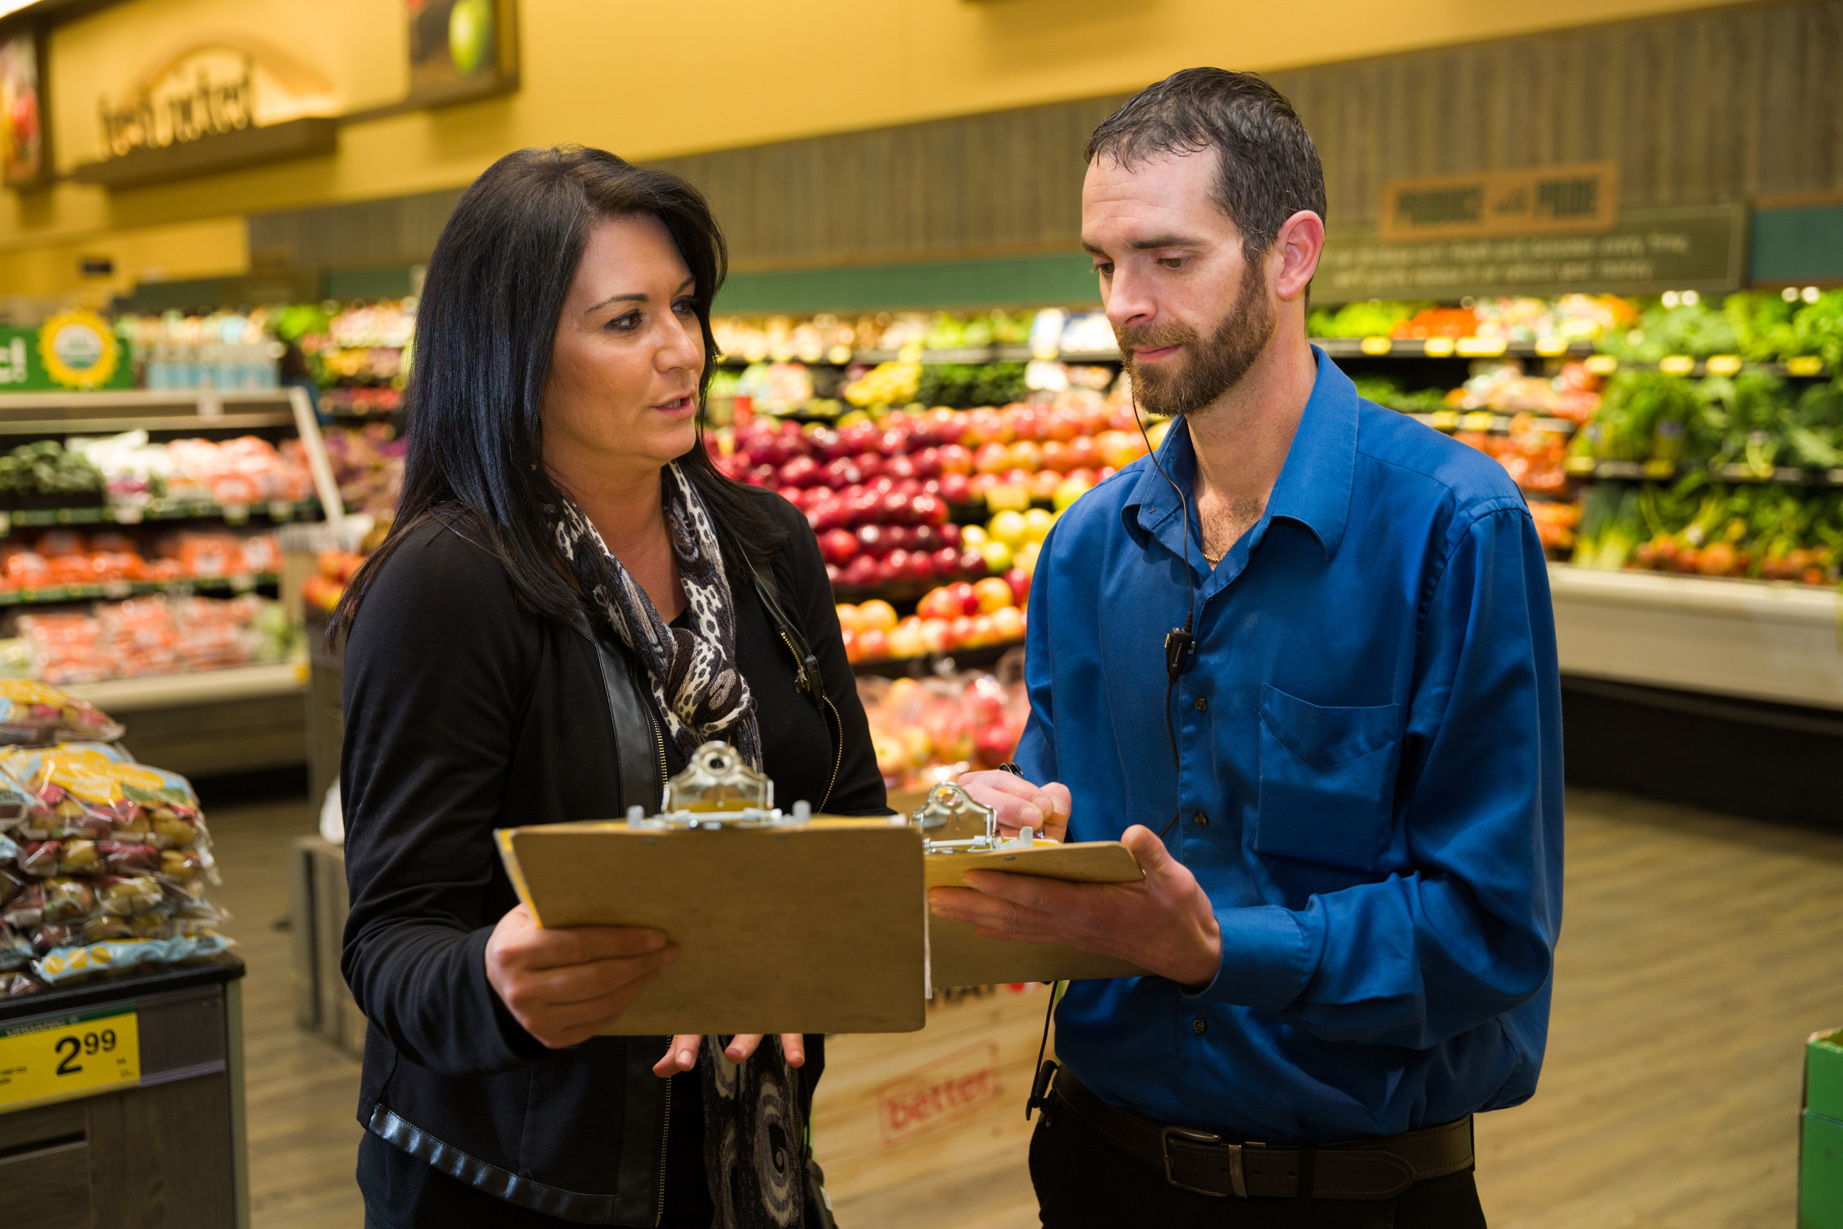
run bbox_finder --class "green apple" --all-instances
[449,0,493,77]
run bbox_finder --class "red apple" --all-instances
[956,547,988,577]
[822,457,864,488]
[938,472,972,503]
[1004,566,1031,605]
[887,455,918,481]
[946,581,978,616]
[930,545,960,578]
[882,525,917,552]
[885,549,913,580]
[819,529,859,565]
[912,447,942,478]
[840,555,879,587]
[856,523,888,555]
[912,524,941,551]
[939,523,963,548]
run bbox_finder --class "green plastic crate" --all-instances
[1802,1029,1843,1229]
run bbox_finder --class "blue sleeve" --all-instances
[1011,547,1059,786]
[1192,504,1565,1047]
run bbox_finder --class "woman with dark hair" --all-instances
[334,146,884,1228]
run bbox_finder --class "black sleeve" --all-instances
[765,496,889,817]
[339,521,550,1077]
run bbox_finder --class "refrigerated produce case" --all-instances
[0,388,344,780]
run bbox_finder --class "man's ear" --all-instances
[1272,211,1325,303]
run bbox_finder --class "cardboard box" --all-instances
[1801,1029,1843,1228]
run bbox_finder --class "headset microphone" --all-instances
[1132,381,1200,840]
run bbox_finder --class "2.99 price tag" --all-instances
[0,1008,140,1112]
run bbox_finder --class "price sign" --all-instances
[0,1008,140,1112]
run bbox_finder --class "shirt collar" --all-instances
[1121,345,1357,563]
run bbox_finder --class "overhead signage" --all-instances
[0,25,47,189]
[0,312,134,392]
[407,0,519,108]
[1379,162,1621,243]
[1314,203,1749,304]
[73,38,338,190]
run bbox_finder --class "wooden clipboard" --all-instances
[497,816,927,1035]
[926,840,1149,988]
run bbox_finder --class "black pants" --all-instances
[1029,1101,1489,1229]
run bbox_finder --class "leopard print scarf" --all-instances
[552,461,763,775]
[551,463,807,1229]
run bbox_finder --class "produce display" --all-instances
[269,299,415,416]
[0,691,233,996]
[0,433,315,516]
[858,663,1029,793]
[323,423,405,517]
[7,594,298,685]
[1573,478,1841,584]
[0,527,283,596]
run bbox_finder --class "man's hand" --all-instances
[652,1033,806,1078]
[484,904,676,1049]
[927,824,1222,987]
[956,770,1072,841]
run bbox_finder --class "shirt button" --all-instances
[1191,1017,1207,1036]
[1193,812,1209,828]
[1194,696,1208,712]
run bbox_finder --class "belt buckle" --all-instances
[1160,1125,1246,1198]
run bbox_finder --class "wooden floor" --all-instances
[207,787,1843,1229]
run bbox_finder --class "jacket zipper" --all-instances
[653,1075,672,1227]
[650,702,671,1227]
[819,696,844,812]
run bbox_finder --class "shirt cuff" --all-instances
[1180,904,1322,1012]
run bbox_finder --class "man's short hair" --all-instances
[1086,68,1327,262]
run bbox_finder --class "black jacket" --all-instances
[340,494,885,1225]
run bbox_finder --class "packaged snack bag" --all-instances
[0,921,31,971]
[0,679,124,745]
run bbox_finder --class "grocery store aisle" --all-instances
[206,788,1843,1229]
[210,798,366,1229]
[1475,788,1843,1228]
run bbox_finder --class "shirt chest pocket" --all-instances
[1254,683,1400,874]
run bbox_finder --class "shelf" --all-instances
[1566,459,1843,485]
[62,660,307,713]
[0,499,321,532]
[1548,563,1843,710]
[1404,411,1581,435]
[0,573,280,606]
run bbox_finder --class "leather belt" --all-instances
[1048,1068,1474,1200]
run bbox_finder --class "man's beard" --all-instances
[1118,258,1276,419]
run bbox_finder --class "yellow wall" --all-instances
[0,0,1759,296]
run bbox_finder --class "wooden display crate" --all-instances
[286,835,366,1059]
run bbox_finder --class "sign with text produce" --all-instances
[1379,162,1620,242]
[1315,204,1749,304]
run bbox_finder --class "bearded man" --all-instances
[931,69,1563,1227]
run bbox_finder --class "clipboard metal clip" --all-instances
[627,741,811,830]
[911,782,1036,853]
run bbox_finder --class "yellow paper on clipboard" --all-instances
[926,840,1148,989]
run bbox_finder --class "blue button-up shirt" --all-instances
[1016,346,1563,1142]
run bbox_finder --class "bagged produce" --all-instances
[0,679,124,745]
[0,744,215,885]
[34,933,232,984]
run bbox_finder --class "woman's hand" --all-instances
[955,770,1072,842]
[484,904,676,1049]
[653,1033,806,1077]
